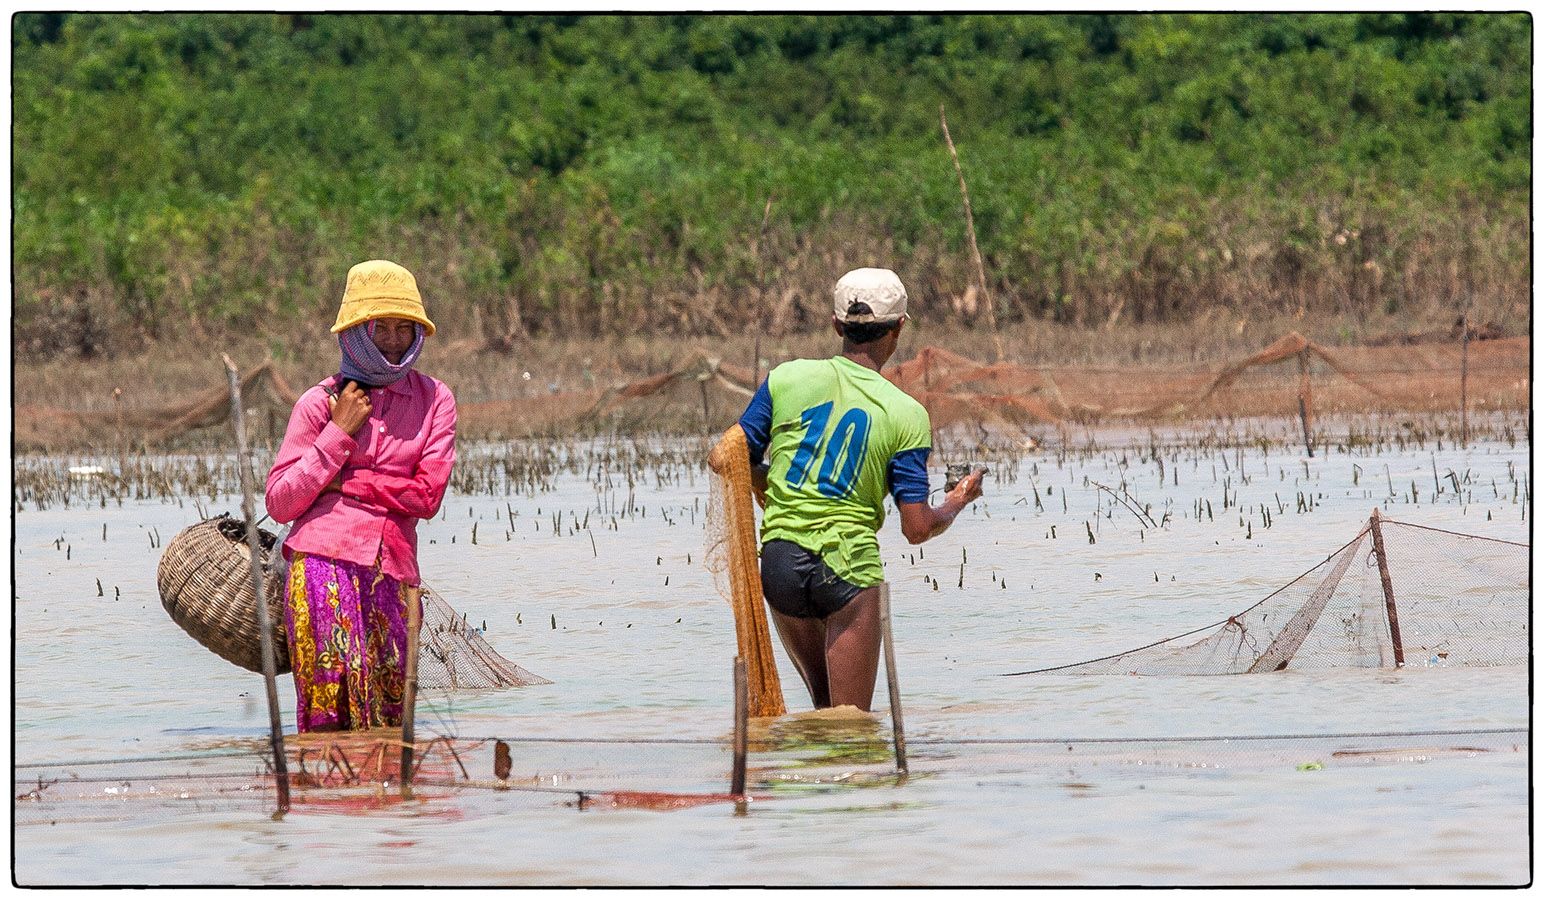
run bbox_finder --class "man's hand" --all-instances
[328,381,372,436]
[899,468,985,544]
[946,468,986,506]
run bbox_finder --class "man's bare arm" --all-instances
[897,470,984,544]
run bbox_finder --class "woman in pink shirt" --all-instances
[265,260,457,732]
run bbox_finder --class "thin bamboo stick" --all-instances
[221,354,289,817]
[731,656,748,798]
[940,104,1003,361]
[401,585,423,798]
[113,387,126,479]
[753,195,773,384]
[1460,300,1472,447]
[1297,350,1314,458]
[878,583,908,776]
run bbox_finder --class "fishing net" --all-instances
[705,425,786,717]
[18,361,303,449]
[12,731,748,824]
[157,515,549,690]
[417,586,551,689]
[885,332,1529,434]
[18,333,1527,451]
[1353,519,1529,669]
[1011,515,1528,675]
[585,352,757,432]
[14,726,1526,827]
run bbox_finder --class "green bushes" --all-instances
[12,13,1530,353]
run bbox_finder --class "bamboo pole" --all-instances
[878,583,908,776]
[752,333,762,391]
[753,195,773,387]
[1459,232,1476,448]
[731,656,748,798]
[1296,350,1314,458]
[221,354,290,817]
[113,387,127,479]
[1367,509,1405,667]
[400,585,423,799]
[940,104,1003,361]
[1459,300,1472,448]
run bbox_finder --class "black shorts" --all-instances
[760,539,865,619]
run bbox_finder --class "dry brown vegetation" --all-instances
[15,202,1530,363]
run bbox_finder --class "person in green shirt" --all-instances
[738,268,985,710]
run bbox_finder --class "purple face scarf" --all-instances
[337,320,425,387]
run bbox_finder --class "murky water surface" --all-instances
[13,432,1530,885]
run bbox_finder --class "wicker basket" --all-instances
[158,515,291,674]
[158,516,550,689]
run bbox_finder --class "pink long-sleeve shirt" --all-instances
[264,370,457,586]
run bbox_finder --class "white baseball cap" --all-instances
[834,268,908,323]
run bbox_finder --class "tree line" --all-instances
[13,13,1529,356]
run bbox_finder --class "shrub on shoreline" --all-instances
[13,13,1530,356]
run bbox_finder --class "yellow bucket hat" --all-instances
[331,259,437,336]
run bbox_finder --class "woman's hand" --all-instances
[328,381,372,435]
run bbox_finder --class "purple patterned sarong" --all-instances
[283,552,413,733]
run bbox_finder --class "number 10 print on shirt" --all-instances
[784,401,872,499]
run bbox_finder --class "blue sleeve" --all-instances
[887,447,932,504]
[738,380,773,466]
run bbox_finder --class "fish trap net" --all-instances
[157,515,549,689]
[1011,514,1527,675]
[13,734,742,824]
[886,332,1529,434]
[417,587,551,690]
[14,725,1525,828]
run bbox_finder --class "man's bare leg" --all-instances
[823,586,882,711]
[770,609,831,708]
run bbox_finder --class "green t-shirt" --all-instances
[759,356,933,586]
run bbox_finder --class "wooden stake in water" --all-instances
[878,583,908,776]
[731,656,748,798]
[1296,350,1314,458]
[221,354,289,816]
[400,585,423,799]
[113,387,127,480]
[1367,508,1405,668]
